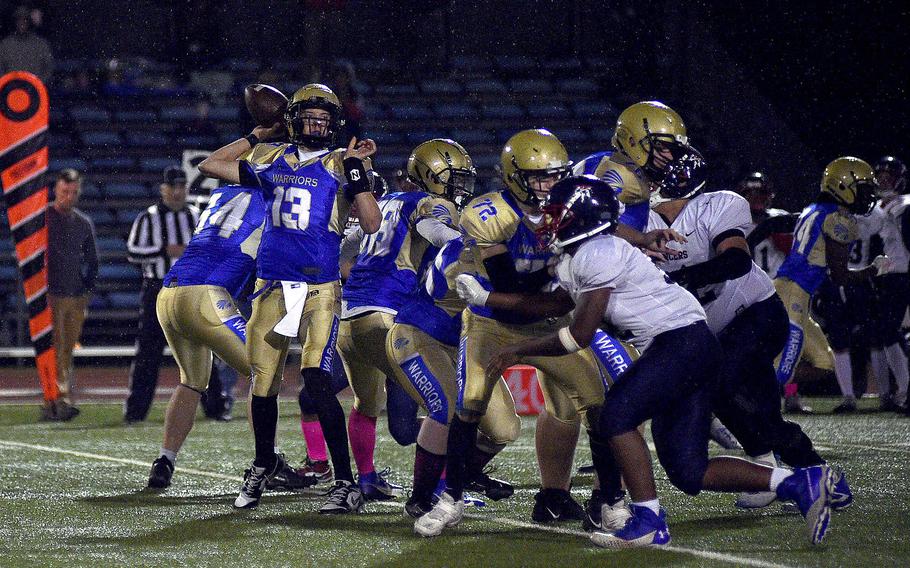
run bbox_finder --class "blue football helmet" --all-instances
[536,175,621,251]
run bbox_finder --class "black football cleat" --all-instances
[531,488,585,523]
[147,456,175,489]
[466,466,514,501]
[318,480,364,514]
[266,454,318,492]
[404,494,434,518]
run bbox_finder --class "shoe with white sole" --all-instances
[414,491,464,537]
[590,504,671,549]
[775,465,835,545]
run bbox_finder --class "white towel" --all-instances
[273,281,308,337]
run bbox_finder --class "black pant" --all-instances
[713,295,823,467]
[124,279,165,421]
[873,273,910,346]
[600,321,720,496]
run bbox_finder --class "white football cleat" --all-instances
[414,491,464,537]
[736,453,783,509]
[601,500,633,531]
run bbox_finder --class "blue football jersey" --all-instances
[395,237,466,346]
[776,202,858,295]
[239,144,352,283]
[164,186,265,298]
[343,191,456,315]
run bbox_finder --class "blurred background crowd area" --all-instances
[0,0,907,349]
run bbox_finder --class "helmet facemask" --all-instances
[652,143,708,201]
[535,178,619,252]
[509,162,572,209]
[445,168,477,211]
[850,179,877,215]
[285,100,343,148]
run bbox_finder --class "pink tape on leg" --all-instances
[784,383,798,398]
[348,407,378,475]
[301,419,327,462]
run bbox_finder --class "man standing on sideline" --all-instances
[45,168,97,421]
[124,166,199,423]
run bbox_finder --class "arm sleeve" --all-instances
[668,247,752,290]
[82,219,99,292]
[482,252,553,294]
[416,218,462,247]
[746,214,797,250]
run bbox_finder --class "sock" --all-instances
[250,394,279,469]
[633,498,660,515]
[884,343,909,404]
[348,407,378,476]
[301,419,328,461]
[769,467,792,491]
[445,415,480,501]
[784,383,798,398]
[302,368,353,482]
[833,350,855,398]
[159,448,177,464]
[465,447,496,481]
[413,443,447,503]
[589,430,623,502]
[871,349,891,397]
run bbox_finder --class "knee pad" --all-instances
[480,413,521,448]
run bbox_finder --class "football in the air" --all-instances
[243,83,288,126]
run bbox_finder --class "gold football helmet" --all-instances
[821,156,877,215]
[407,139,477,210]
[612,101,688,179]
[285,83,344,148]
[500,129,572,207]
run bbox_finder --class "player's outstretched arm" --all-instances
[667,234,752,291]
[615,223,687,258]
[199,123,284,183]
[484,288,611,379]
[455,274,575,318]
[344,137,381,234]
[826,237,890,284]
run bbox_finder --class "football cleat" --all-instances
[576,463,596,475]
[404,495,434,519]
[414,492,464,537]
[879,394,899,412]
[266,454,318,492]
[466,466,514,501]
[784,394,814,414]
[775,465,835,544]
[431,478,486,509]
[358,468,403,501]
[583,489,632,532]
[234,456,283,509]
[590,505,671,549]
[830,469,853,510]
[531,488,586,523]
[832,397,857,414]
[147,456,175,489]
[296,455,333,485]
[709,416,742,450]
[318,480,364,514]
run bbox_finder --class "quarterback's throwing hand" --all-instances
[345,137,377,160]
[455,274,490,306]
[641,228,687,255]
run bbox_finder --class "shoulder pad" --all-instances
[320,148,347,174]
[459,192,519,247]
[597,157,648,206]
[416,196,458,227]
[823,211,858,244]
[242,142,290,165]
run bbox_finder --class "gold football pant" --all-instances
[156,284,250,391]
[49,293,88,403]
[386,322,521,447]
[246,279,341,398]
[773,278,834,384]
[337,311,397,417]
[458,310,606,425]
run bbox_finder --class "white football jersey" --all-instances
[555,234,705,352]
[851,205,885,269]
[865,195,910,273]
[647,191,776,334]
[747,207,790,277]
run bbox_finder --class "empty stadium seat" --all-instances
[90,156,137,172]
[139,157,180,173]
[69,106,111,122]
[433,102,477,119]
[572,101,617,119]
[480,102,524,119]
[125,132,169,148]
[526,102,570,119]
[208,106,240,121]
[88,294,111,311]
[80,131,123,147]
[108,292,140,309]
[406,128,448,145]
[114,109,158,122]
[176,135,217,149]
[99,264,140,280]
[96,236,127,252]
[420,80,464,95]
[465,78,507,94]
[49,157,88,172]
[448,129,496,146]
[390,104,435,120]
[557,77,598,94]
[509,79,552,94]
[87,209,117,226]
[374,84,419,96]
[160,106,198,122]
[104,183,150,199]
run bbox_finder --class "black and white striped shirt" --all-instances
[126,202,200,280]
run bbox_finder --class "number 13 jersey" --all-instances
[239,142,354,283]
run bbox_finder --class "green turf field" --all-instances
[1,397,908,568]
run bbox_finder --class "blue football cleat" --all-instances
[590,504,671,549]
[775,465,835,545]
[358,468,403,501]
[830,469,853,511]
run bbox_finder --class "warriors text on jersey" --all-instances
[776,202,858,294]
[164,185,265,298]
[573,150,651,231]
[394,237,467,346]
[647,191,775,333]
[459,190,555,325]
[239,143,353,283]
[342,191,457,317]
[556,234,705,352]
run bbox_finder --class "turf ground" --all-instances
[1,397,908,568]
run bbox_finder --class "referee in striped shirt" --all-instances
[124,166,199,423]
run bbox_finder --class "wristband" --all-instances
[343,157,370,201]
[244,133,260,147]
[558,326,582,353]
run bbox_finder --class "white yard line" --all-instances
[0,438,794,568]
